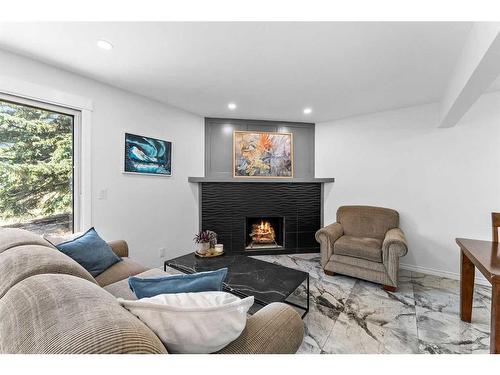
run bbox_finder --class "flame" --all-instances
[259,220,271,232]
[250,219,276,244]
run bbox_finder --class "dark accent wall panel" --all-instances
[205,118,315,179]
[201,182,321,255]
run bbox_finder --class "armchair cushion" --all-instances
[333,235,382,263]
[337,205,399,240]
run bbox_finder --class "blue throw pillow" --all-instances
[55,227,121,277]
[128,268,228,299]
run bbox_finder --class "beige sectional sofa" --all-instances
[0,228,304,354]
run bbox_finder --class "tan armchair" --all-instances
[315,205,408,291]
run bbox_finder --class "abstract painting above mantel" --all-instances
[233,131,293,178]
[124,133,172,176]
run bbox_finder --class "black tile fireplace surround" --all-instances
[200,182,322,255]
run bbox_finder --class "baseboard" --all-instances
[400,263,490,287]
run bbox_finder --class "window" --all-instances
[0,94,81,235]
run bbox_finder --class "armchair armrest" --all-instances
[216,303,304,354]
[382,228,408,258]
[315,222,343,267]
[107,240,129,258]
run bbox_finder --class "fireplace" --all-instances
[199,182,324,255]
[245,216,284,251]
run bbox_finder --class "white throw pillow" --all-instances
[118,291,254,354]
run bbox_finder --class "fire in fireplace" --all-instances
[245,216,284,250]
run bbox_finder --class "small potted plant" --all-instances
[194,230,216,254]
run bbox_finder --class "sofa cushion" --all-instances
[337,205,399,240]
[0,228,54,254]
[0,245,97,299]
[0,228,97,298]
[216,302,304,354]
[333,235,383,262]
[95,257,149,287]
[0,273,167,354]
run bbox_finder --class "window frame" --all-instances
[0,92,83,233]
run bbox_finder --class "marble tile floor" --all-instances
[252,253,492,354]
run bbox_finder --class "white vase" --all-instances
[197,242,210,254]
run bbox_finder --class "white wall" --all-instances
[2,47,499,278]
[316,91,500,280]
[0,50,204,268]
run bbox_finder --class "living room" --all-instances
[1,0,500,372]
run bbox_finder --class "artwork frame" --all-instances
[123,132,172,177]
[233,130,294,178]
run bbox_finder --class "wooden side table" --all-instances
[457,238,500,354]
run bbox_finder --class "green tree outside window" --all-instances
[0,100,73,226]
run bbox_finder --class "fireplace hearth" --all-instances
[245,216,284,250]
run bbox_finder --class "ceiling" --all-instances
[0,22,484,122]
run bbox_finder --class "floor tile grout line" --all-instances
[319,279,360,353]
[319,322,337,353]
[408,271,423,354]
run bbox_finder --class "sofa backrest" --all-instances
[0,228,97,298]
[0,273,167,354]
[0,228,167,354]
[337,205,399,240]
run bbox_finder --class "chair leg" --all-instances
[324,269,335,276]
[383,284,397,292]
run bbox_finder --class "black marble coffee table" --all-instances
[164,253,309,318]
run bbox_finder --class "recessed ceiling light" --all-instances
[303,107,312,115]
[97,39,113,50]
[228,103,237,110]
